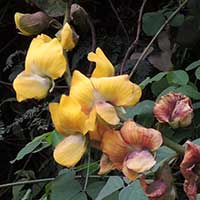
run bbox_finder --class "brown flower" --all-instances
[141,163,176,200]
[154,92,193,128]
[180,141,200,200]
[101,120,163,180]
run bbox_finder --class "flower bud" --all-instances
[14,11,51,36]
[56,23,79,51]
[154,92,193,128]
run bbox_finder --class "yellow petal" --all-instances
[59,23,76,51]
[14,12,31,36]
[25,34,67,79]
[88,47,114,78]
[95,101,120,125]
[70,70,94,113]
[53,134,87,167]
[48,103,69,135]
[13,71,51,102]
[49,95,89,136]
[91,75,142,107]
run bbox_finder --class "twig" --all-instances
[120,0,147,74]
[83,146,91,191]
[108,0,129,43]
[0,80,12,86]
[129,0,188,78]
[87,15,96,75]
[0,175,113,188]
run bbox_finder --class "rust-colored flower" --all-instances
[154,92,193,128]
[180,141,200,200]
[141,163,176,200]
[101,120,163,180]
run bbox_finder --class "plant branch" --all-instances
[83,146,91,191]
[120,0,148,74]
[108,0,129,43]
[129,0,188,78]
[0,175,113,188]
[87,15,96,75]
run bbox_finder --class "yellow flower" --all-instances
[88,47,115,78]
[49,95,94,136]
[57,23,79,51]
[53,134,87,167]
[13,34,67,102]
[14,12,50,36]
[69,70,142,128]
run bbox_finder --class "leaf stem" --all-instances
[163,135,185,154]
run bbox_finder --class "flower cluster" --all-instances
[13,11,200,198]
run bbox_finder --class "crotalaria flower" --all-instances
[53,134,87,167]
[69,70,142,130]
[56,22,79,51]
[154,92,193,128]
[87,47,115,78]
[180,141,200,200]
[13,34,67,102]
[101,120,163,180]
[141,163,176,200]
[14,12,50,36]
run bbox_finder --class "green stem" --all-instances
[163,136,185,154]
[83,145,91,191]
[63,2,70,25]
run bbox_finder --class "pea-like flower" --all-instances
[53,134,87,167]
[14,12,51,36]
[56,23,79,51]
[154,92,193,128]
[101,120,163,180]
[13,34,67,102]
[180,141,200,200]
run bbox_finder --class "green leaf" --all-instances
[11,132,50,163]
[86,181,106,200]
[186,60,200,71]
[195,67,200,80]
[119,180,147,200]
[157,86,177,100]
[176,85,200,100]
[192,138,200,145]
[50,169,82,200]
[142,12,165,36]
[32,0,66,17]
[164,12,184,27]
[167,70,189,86]
[125,100,155,127]
[70,192,88,200]
[96,176,124,200]
[46,130,64,147]
[139,72,167,89]
[153,146,176,172]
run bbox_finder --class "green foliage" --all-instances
[119,180,147,200]
[50,169,82,200]
[96,176,124,200]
